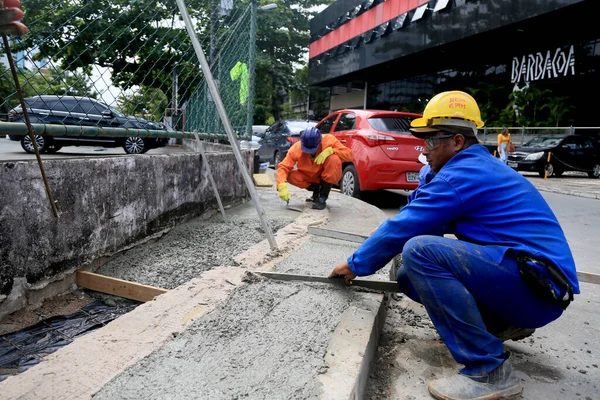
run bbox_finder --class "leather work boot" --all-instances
[305,183,320,203]
[482,313,536,342]
[428,352,523,400]
[494,326,536,342]
[312,182,332,210]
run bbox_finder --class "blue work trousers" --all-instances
[397,235,564,377]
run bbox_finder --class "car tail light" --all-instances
[287,136,300,144]
[357,132,397,147]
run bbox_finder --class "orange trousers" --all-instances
[287,154,342,189]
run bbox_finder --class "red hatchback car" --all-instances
[315,109,425,198]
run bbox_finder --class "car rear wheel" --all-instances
[589,164,600,179]
[21,135,47,154]
[124,137,147,154]
[341,164,361,198]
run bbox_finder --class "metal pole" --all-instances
[246,0,257,139]
[175,0,278,250]
[193,132,228,222]
[172,64,179,138]
[306,94,310,120]
[209,0,218,65]
[172,64,179,111]
[2,33,58,218]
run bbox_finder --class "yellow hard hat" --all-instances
[410,91,485,138]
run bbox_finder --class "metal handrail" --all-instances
[0,121,251,141]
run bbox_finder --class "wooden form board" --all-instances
[76,271,168,302]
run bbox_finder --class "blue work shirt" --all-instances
[348,144,580,294]
[407,163,434,203]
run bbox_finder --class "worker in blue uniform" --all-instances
[329,91,579,400]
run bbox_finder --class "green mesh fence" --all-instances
[0,0,255,153]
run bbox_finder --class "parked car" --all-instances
[256,120,318,167]
[252,125,270,141]
[315,109,424,198]
[507,135,600,178]
[7,96,168,154]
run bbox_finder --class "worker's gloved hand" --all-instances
[0,0,28,35]
[328,262,356,285]
[314,147,334,165]
[277,182,291,202]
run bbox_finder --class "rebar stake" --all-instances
[2,33,58,218]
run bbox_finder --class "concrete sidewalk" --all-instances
[0,185,390,399]
[523,172,600,199]
[1,177,597,399]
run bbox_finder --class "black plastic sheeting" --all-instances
[0,300,138,381]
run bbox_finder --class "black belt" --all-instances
[516,253,574,309]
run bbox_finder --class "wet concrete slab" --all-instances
[0,187,390,399]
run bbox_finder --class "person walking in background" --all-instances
[276,127,353,210]
[497,127,511,164]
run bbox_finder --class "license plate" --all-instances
[406,172,420,182]
[508,162,518,168]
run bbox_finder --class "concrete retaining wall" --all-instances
[0,143,252,318]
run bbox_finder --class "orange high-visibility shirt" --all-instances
[276,134,353,187]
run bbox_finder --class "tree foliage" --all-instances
[0,63,95,113]
[118,86,168,122]
[16,0,330,125]
[253,0,330,122]
[18,0,206,102]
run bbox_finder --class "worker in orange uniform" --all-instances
[276,127,353,210]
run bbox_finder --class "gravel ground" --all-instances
[364,295,439,399]
[96,212,293,289]
[365,294,600,400]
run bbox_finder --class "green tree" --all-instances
[0,65,96,113]
[255,0,331,121]
[466,82,504,126]
[118,86,168,122]
[540,96,574,127]
[284,65,329,121]
[17,0,205,99]
[20,68,96,99]
[0,64,16,114]
[17,0,330,125]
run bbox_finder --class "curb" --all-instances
[318,292,388,400]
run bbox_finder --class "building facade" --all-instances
[308,0,600,129]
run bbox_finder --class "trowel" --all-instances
[257,271,401,292]
[285,200,304,212]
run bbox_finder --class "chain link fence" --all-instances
[0,0,255,154]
